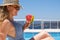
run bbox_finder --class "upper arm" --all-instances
[1,19,10,30]
[0,19,16,38]
[1,19,14,35]
[0,19,11,39]
[2,19,13,30]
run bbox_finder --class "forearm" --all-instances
[23,22,31,30]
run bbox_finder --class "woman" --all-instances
[0,0,33,40]
[0,0,54,40]
[0,0,35,40]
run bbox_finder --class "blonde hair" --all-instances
[0,6,8,25]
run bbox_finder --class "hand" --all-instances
[26,14,34,23]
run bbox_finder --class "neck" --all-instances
[8,17,14,21]
[8,12,14,21]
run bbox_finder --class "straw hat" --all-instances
[0,0,21,7]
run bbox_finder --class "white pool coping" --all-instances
[24,29,60,32]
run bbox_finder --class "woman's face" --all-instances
[7,5,20,16]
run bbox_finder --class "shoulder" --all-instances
[2,19,10,24]
[2,19,13,26]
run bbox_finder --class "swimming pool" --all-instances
[24,32,60,40]
[6,32,60,40]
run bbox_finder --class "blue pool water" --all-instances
[6,32,60,40]
[24,32,60,40]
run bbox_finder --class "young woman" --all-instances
[0,5,33,40]
[0,0,54,40]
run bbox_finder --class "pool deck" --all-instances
[24,29,60,32]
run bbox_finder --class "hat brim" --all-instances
[0,3,23,9]
[0,3,20,6]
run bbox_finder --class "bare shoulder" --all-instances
[2,19,11,24]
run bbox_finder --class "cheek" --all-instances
[12,10,18,16]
